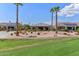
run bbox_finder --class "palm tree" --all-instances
[14,3,23,36]
[50,8,54,31]
[54,6,60,34]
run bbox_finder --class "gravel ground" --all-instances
[0,31,78,39]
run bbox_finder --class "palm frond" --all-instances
[50,8,54,12]
[14,3,23,6]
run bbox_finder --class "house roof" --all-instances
[58,22,79,27]
[31,22,79,27]
[31,23,50,27]
[0,23,16,27]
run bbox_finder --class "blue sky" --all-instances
[0,3,79,25]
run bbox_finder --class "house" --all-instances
[58,22,79,31]
[31,22,79,31]
[31,23,51,31]
[0,23,16,31]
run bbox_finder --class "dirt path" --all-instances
[0,43,39,52]
[0,40,54,52]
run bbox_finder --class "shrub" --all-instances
[25,32,28,35]
[63,33,67,35]
[22,32,25,35]
[65,28,69,32]
[14,32,16,34]
[31,32,33,34]
[37,32,40,35]
[10,33,13,36]
[76,28,79,33]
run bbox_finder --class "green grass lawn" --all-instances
[0,37,79,56]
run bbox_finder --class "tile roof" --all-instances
[58,22,79,27]
[0,23,16,27]
[31,23,50,27]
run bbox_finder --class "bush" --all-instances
[76,28,79,33]
[14,32,16,34]
[65,28,69,32]
[22,32,25,35]
[37,32,40,35]
[26,33,28,35]
[63,33,67,35]
[31,32,33,34]
[10,33,13,36]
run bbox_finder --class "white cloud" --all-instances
[43,21,51,25]
[59,3,79,17]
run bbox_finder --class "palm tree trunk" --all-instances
[56,11,58,34]
[51,12,53,31]
[16,5,19,36]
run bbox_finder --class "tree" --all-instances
[18,24,23,33]
[50,8,54,31]
[14,3,23,36]
[23,24,31,32]
[54,6,60,34]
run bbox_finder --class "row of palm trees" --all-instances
[15,3,60,36]
[50,6,60,34]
